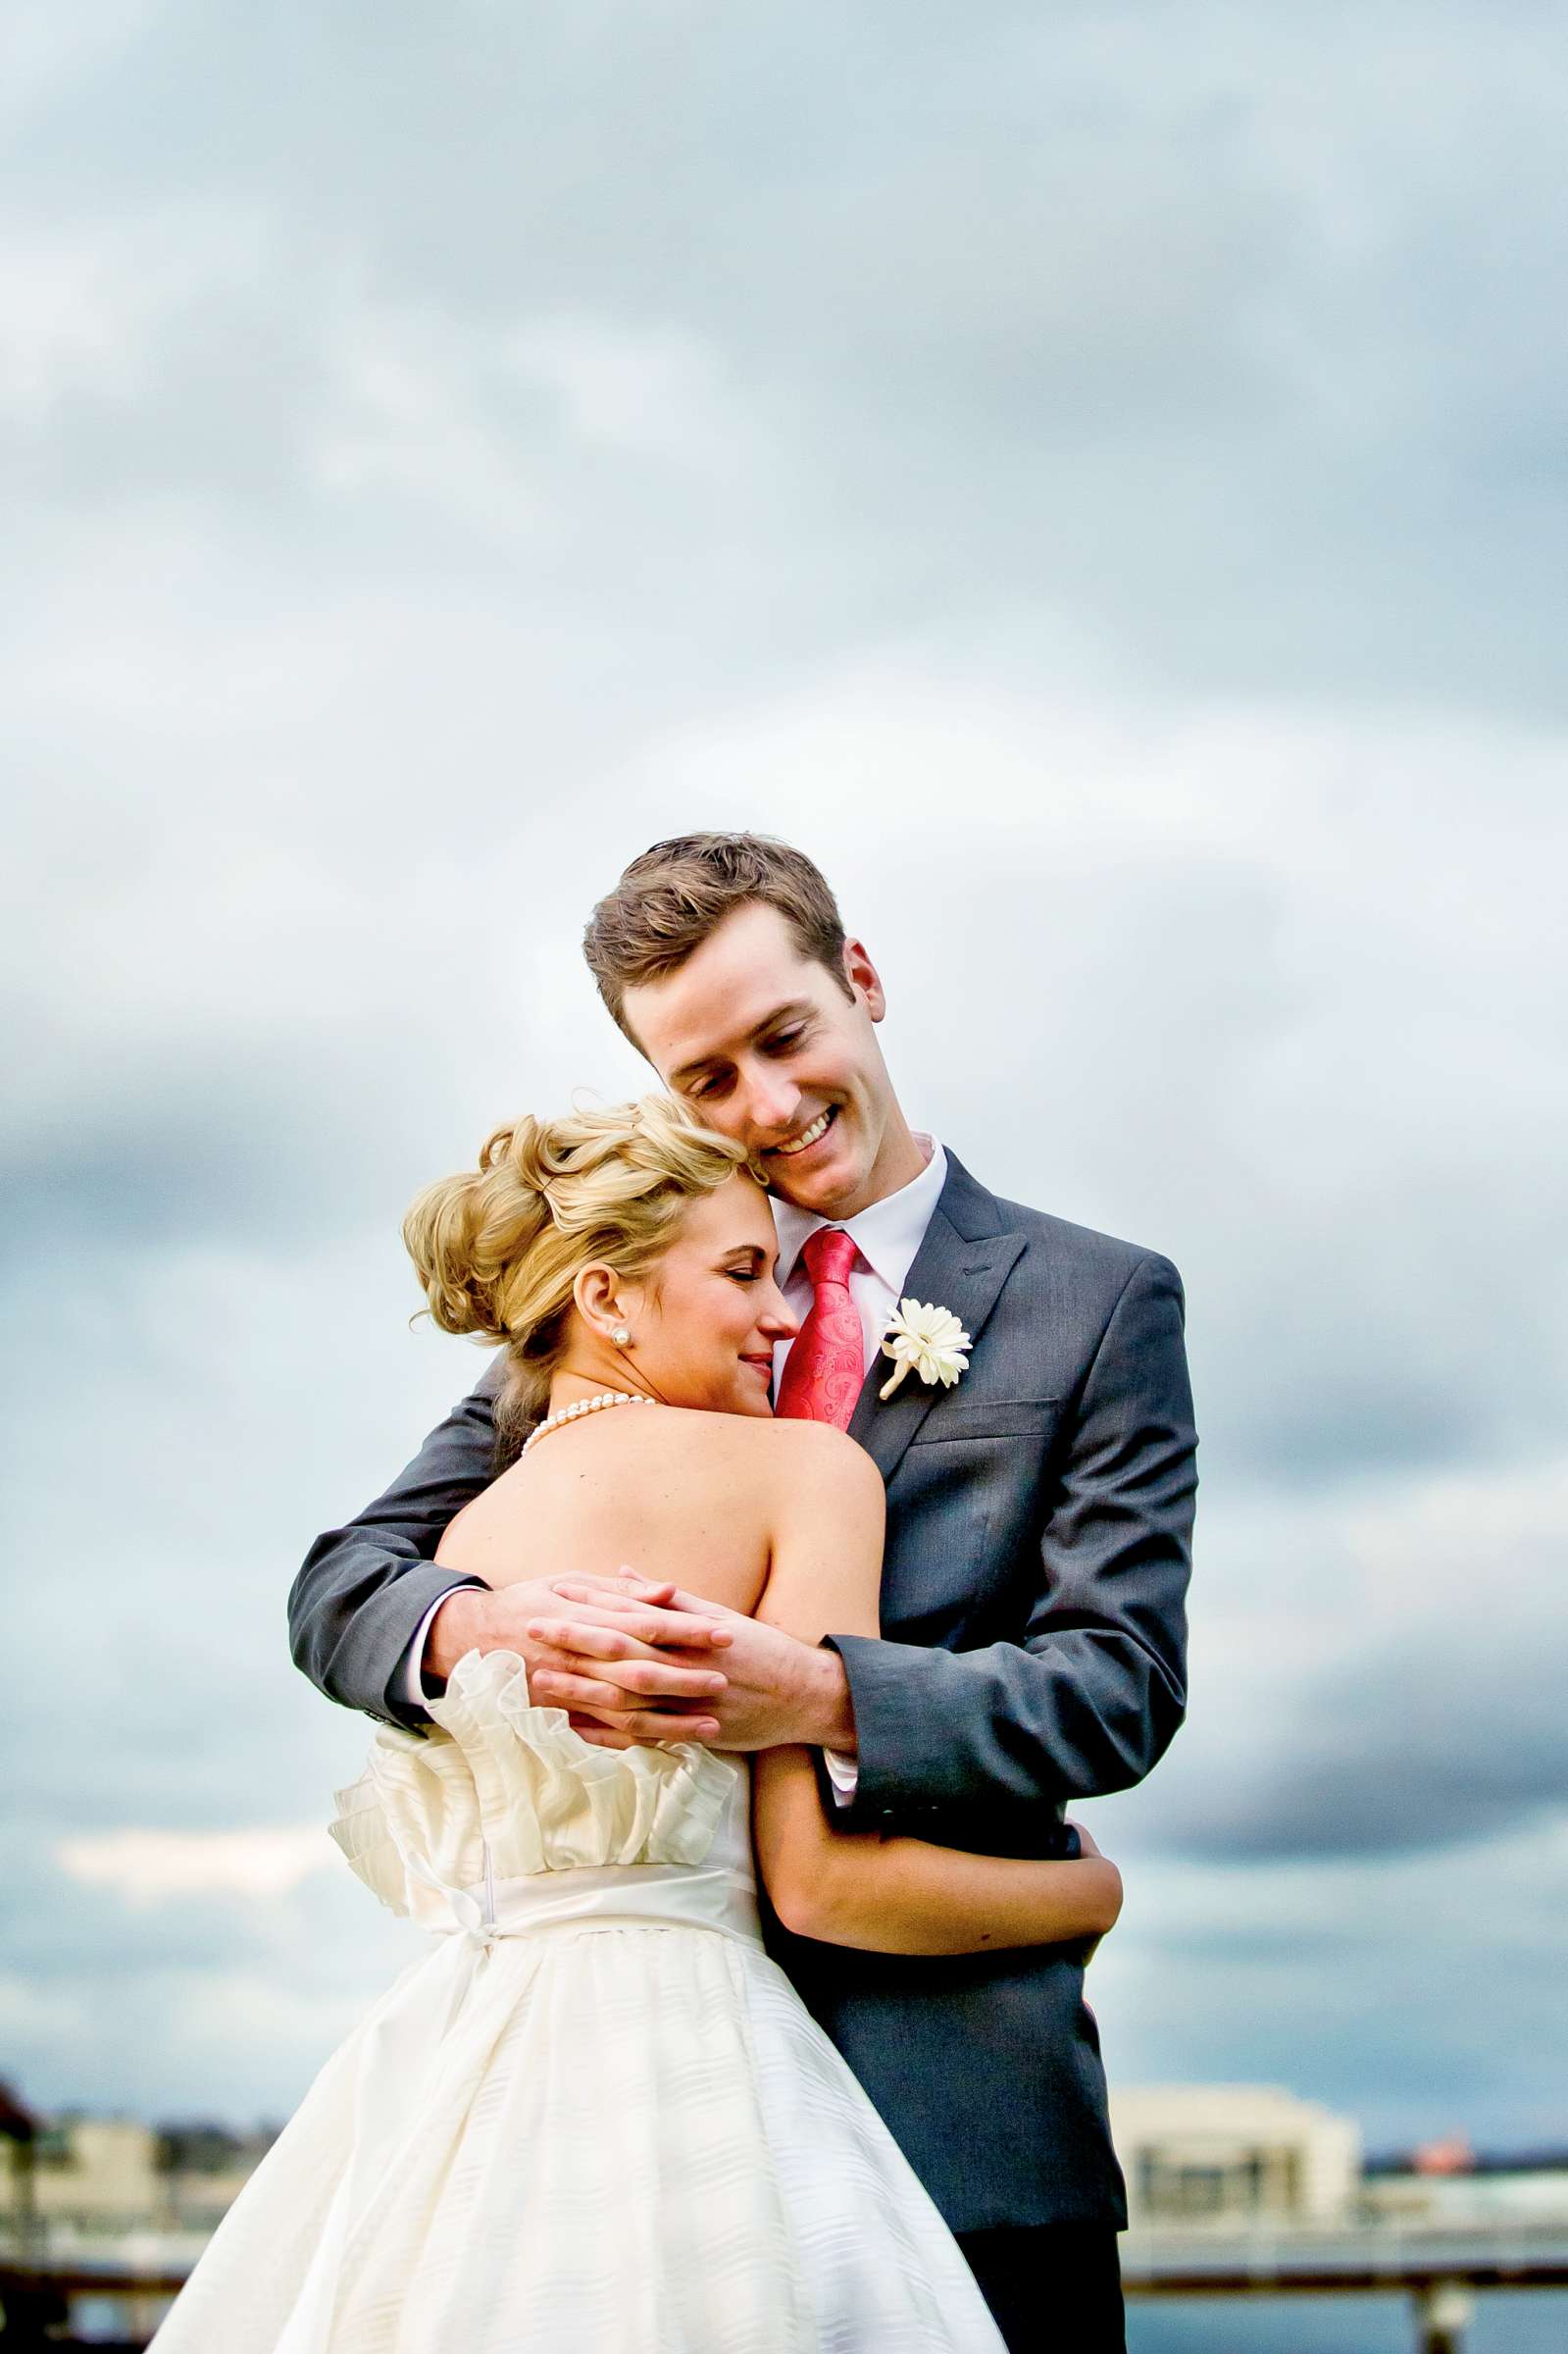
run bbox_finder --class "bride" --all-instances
[153,1096,1121,2353]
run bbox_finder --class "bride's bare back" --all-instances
[434,1404,842,1626]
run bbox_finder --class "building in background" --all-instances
[1111,2084,1362,2230]
[0,2107,277,2248]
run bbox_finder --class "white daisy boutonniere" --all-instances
[879,1299,973,1402]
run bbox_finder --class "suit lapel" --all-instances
[848,1154,1027,1486]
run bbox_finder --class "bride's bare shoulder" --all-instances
[686,1412,883,1510]
[490,1406,880,1524]
[636,1408,878,1491]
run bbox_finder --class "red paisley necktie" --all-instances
[775,1227,865,1430]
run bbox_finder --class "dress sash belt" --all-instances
[397,1844,767,1953]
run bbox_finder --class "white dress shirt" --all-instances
[403,1136,949,1737]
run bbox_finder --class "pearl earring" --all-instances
[611,1326,632,1348]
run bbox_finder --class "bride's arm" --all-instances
[753,1751,1121,1955]
[749,1427,1123,1957]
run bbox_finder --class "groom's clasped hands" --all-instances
[545,1569,858,1753]
[427,1569,727,1746]
[437,1567,854,1754]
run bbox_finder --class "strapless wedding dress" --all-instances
[152,1651,1003,2351]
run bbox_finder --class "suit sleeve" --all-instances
[286,1360,504,1728]
[827,1253,1195,1848]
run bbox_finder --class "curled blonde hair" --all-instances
[402,1096,754,1433]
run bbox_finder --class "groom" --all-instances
[290,832,1196,2352]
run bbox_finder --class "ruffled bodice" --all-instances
[329,1649,745,1935]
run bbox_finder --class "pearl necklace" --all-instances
[521,1389,657,1456]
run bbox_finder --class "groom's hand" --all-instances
[538,1574,857,1753]
[426,1576,734,1746]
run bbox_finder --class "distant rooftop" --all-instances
[1365,2148,1568,2177]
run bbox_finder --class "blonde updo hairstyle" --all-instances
[403,1096,755,1447]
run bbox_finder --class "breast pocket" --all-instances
[907,1396,1063,1445]
[885,1399,1064,1635]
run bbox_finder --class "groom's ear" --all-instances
[842,937,886,1022]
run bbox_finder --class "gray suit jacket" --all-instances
[288,1151,1196,2231]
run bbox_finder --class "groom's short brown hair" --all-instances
[584,833,851,1044]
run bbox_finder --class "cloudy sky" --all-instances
[4,0,1565,2155]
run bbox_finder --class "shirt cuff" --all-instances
[403,1586,471,1710]
[822,1748,860,1809]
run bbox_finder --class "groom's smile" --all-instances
[620,902,926,1221]
[767,1105,836,1159]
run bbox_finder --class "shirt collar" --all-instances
[772,1134,948,1298]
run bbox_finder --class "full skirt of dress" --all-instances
[151,1655,1003,2353]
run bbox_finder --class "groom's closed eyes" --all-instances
[675,1005,817,1100]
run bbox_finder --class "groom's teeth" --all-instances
[775,1110,832,1156]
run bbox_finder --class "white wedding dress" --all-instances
[153,1650,1003,2351]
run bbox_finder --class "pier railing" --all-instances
[1122,2220,1568,2351]
[5,2216,1568,2351]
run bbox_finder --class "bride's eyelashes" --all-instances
[719,1243,773,1286]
